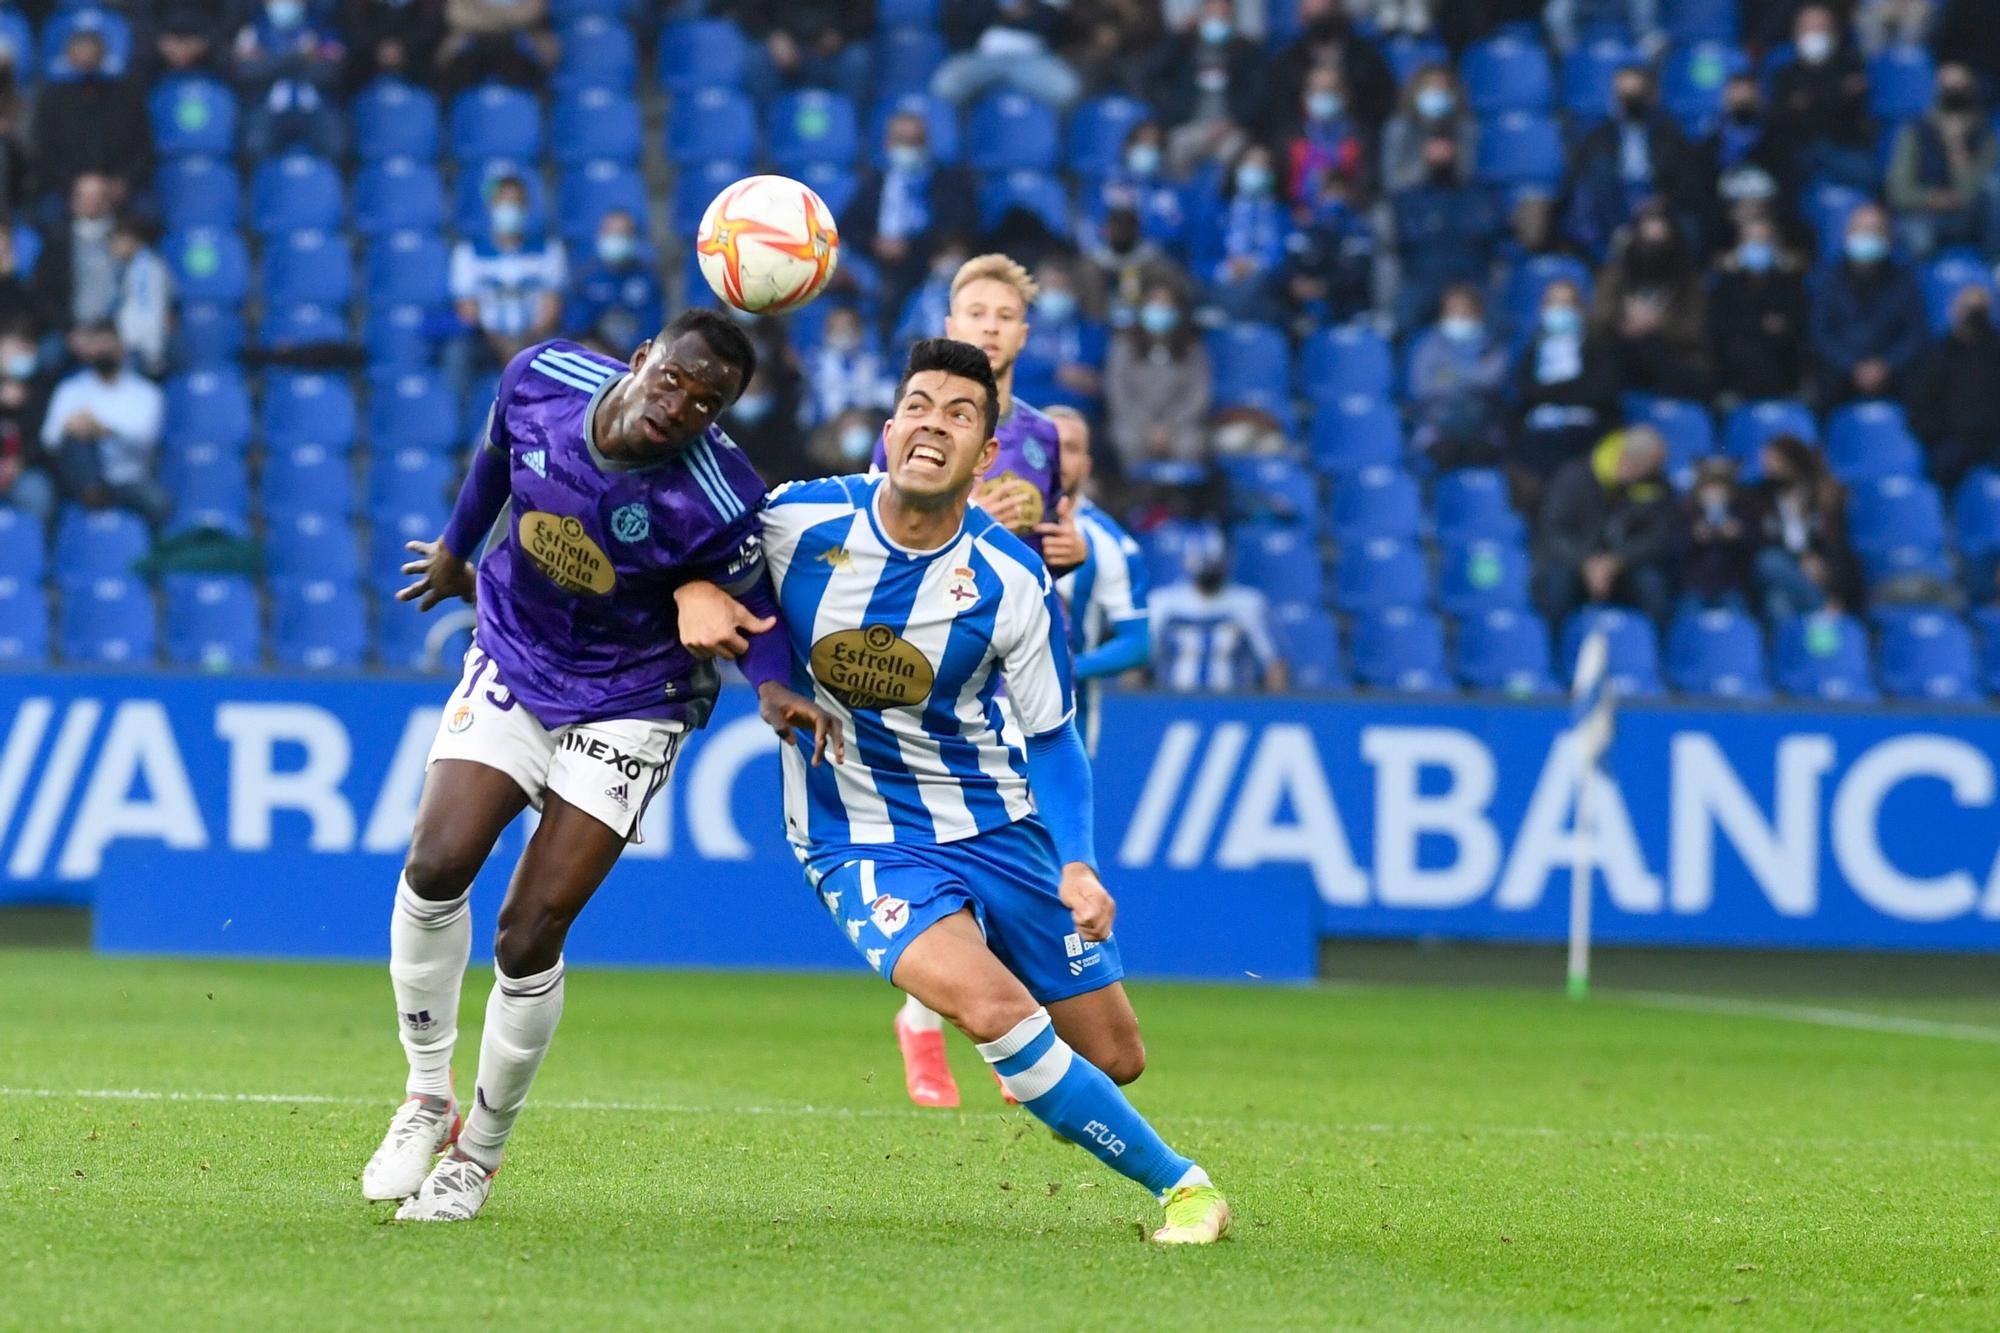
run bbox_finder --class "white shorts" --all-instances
[426,646,686,843]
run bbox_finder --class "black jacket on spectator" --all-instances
[1259,14,1395,138]
[843,162,979,312]
[1934,0,2000,80]
[1149,29,1263,130]
[1533,451,1684,586]
[1808,256,1926,397]
[32,74,152,198]
[727,0,876,47]
[1565,111,1706,253]
[1769,47,1873,164]
[1708,252,1810,402]
[940,0,1067,51]
[1512,332,1619,477]
[1909,320,2000,490]
[341,0,447,90]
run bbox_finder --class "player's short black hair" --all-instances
[661,308,757,404]
[897,337,1000,439]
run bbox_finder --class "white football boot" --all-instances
[361,1093,460,1201]
[394,1149,496,1222]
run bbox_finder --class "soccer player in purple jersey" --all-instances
[362,311,841,1222]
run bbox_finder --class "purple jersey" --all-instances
[466,341,770,729]
[870,396,1063,557]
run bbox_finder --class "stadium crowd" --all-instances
[1,0,1999,702]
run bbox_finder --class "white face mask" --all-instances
[838,424,874,460]
[1797,29,1835,64]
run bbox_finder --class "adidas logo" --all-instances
[604,781,629,810]
[524,449,547,478]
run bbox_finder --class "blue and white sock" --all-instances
[977,1008,1207,1199]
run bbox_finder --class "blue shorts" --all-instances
[798,818,1124,1005]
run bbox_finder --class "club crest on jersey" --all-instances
[1023,438,1048,471]
[869,894,911,937]
[944,565,979,612]
[810,624,936,710]
[518,511,616,595]
[610,502,650,544]
[523,448,547,478]
[447,703,474,733]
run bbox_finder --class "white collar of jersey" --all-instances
[866,478,969,559]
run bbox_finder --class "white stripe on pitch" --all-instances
[1616,991,2000,1044]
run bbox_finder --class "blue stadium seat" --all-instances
[767,89,860,170]
[161,442,250,534]
[150,75,236,157]
[0,506,45,580]
[1269,605,1347,690]
[1660,40,1748,134]
[262,373,358,453]
[0,10,33,86]
[1825,400,1922,483]
[1922,251,1993,332]
[163,575,261,671]
[260,230,353,308]
[1329,465,1421,544]
[1561,38,1640,122]
[1220,455,1318,526]
[1561,607,1664,698]
[1849,475,1950,584]
[1806,182,1869,264]
[251,154,343,237]
[552,0,635,20]
[879,0,938,25]
[369,447,454,520]
[1475,110,1563,188]
[1498,254,1593,331]
[369,507,446,595]
[1774,611,1878,701]
[1335,537,1427,614]
[867,92,961,168]
[353,158,446,236]
[1434,469,1523,545]
[449,84,543,165]
[1975,606,2000,694]
[174,303,246,368]
[1207,322,1293,405]
[968,92,1062,172]
[1461,34,1553,114]
[353,79,441,163]
[1453,606,1556,696]
[1068,94,1150,177]
[1667,607,1770,698]
[1300,324,1394,401]
[1868,45,1935,124]
[1722,399,1818,476]
[273,578,367,671]
[795,161,861,221]
[262,443,355,521]
[464,371,503,434]
[452,160,550,237]
[552,86,643,166]
[165,229,249,304]
[874,26,948,99]
[1661,0,1739,42]
[1136,518,1223,591]
[1632,396,1715,486]
[554,15,638,94]
[1351,606,1449,693]
[266,512,360,583]
[1309,395,1402,474]
[54,507,149,580]
[1437,538,1529,617]
[1381,34,1449,86]
[364,229,453,307]
[264,303,349,360]
[58,575,154,666]
[362,304,432,369]
[367,370,461,453]
[42,7,131,80]
[1231,522,1325,613]
[657,19,754,95]
[672,159,749,235]
[1879,610,1978,702]
[556,160,648,247]
[164,370,253,450]
[0,577,50,664]
[1954,468,2000,598]
[667,85,759,165]
[158,156,240,232]
[977,171,1071,236]
[376,598,461,671]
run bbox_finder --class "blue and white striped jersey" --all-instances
[760,474,1075,848]
[1149,582,1280,693]
[1056,499,1150,753]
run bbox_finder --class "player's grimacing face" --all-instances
[884,370,998,502]
[617,331,742,458]
[945,278,1030,380]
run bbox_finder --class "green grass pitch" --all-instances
[2,949,1996,1330]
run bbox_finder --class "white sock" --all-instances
[898,994,945,1033]
[458,957,566,1170]
[389,875,469,1100]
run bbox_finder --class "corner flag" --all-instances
[1566,628,1615,999]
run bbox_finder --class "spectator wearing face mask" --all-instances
[448,175,565,383]
[1149,529,1287,693]
[1082,207,1173,333]
[1709,215,1810,403]
[1013,261,1108,414]
[1386,134,1500,331]
[1106,281,1211,468]
[564,210,660,355]
[110,214,172,380]
[1406,283,1507,471]
[1681,458,1758,612]
[1810,202,1924,403]
[721,362,809,479]
[1284,63,1369,206]
[1910,284,2000,490]
[0,321,53,525]
[1205,143,1289,323]
[803,305,895,429]
[1565,65,1703,261]
[846,113,979,324]
[1514,278,1619,493]
[805,405,887,480]
[1154,0,1261,174]
[31,27,151,205]
[1090,122,1191,260]
[1283,174,1379,333]
[1706,75,1795,223]
[1262,0,1396,143]
[45,320,168,526]
[1769,4,1876,191]
[1590,201,1711,399]
[34,173,122,346]
[231,0,349,159]
[1886,62,1994,257]
[1380,64,1475,196]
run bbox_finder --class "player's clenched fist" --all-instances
[673,579,775,660]
[1058,863,1116,941]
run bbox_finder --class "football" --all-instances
[695,174,841,315]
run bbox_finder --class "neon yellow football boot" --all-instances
[1151,1183,1232,1245]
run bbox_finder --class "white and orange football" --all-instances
[695,174,841,315]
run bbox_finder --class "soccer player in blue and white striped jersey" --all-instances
[688,339,1229,1243]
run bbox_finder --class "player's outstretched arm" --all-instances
[672,579,845,767]
[673,578,775,661]
[399,436,511,611]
